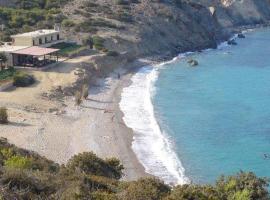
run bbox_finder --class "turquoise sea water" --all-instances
[154,28,270,184]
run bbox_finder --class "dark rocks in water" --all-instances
[227,39,237,45]
[188,59,199,66]
[238,33,246,39]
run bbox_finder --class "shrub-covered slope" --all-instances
[0,137,268,200]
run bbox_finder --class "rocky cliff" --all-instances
[61,0,270,58]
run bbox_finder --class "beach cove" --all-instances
[1,27,270,186]
[120,27,270,185]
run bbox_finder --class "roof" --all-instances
[12,46,59,56]
[0,44,29,53]
[11,29,59,38]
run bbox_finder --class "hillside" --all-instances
[1,0,270,59]
[60,0,270,58]
[0,138,268,199]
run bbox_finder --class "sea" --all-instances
[119,28,270,185]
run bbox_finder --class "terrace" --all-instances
[11,46,59,68]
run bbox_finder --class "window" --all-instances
[51,36,53,41]
[32,40,35,46]
[39,38,42,44]
[45,37,48,43]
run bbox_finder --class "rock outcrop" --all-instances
[62,0,270,58]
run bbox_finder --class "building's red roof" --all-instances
[12,46,59,56]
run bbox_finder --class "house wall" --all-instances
[12,37,33,46]
[13,33,61,47]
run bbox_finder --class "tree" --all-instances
[82,35,94,49]
[0,53,7,70]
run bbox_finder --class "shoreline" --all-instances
[118,25,270,184]
[0,24,269,183]
[0,58,153,181]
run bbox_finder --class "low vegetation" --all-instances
[13,71,35,87]
[92,35,106,51]
[0,107,8,124]
[0,138,268,199]
[0,53,8,70]
[51,42,87,57]
[0,68,16,83]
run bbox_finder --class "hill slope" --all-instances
[0,0,270,58]
[61,0,270,58]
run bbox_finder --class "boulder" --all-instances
[237,33,246,39]
[188,59,199,67]
[227,39,237,45]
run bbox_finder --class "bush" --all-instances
[62,19,75,27]
[4,155,32,169]
[121,178,170,200]
[13,72,35,87]
[1,148,14,159]
[67,152,123,179]
[82,36,93,49]
[0,168,55,198]
[0,107,8,124]
[216,171,269,200]
[92,36,105,50]
[0,68,16,81]
[165,185,220,200]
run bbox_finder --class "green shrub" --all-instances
[165,185,220,200]
[0,107,8,124]
[62,19,75,27]
[51,42,86,57]
[216,172,269,200]
[13,72,35,87]
[0,168,56,198]
[82,36,93,49]
[92,36,105,50]
[4,155,32,169]
[1,148,14,159]
[67,152,123,179]
[121,178,170,200]
[0,68,16,81]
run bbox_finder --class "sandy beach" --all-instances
[0,56,151,181]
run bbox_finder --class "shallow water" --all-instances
[154,28,270,183]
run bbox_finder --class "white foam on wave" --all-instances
[119,61,189,185]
